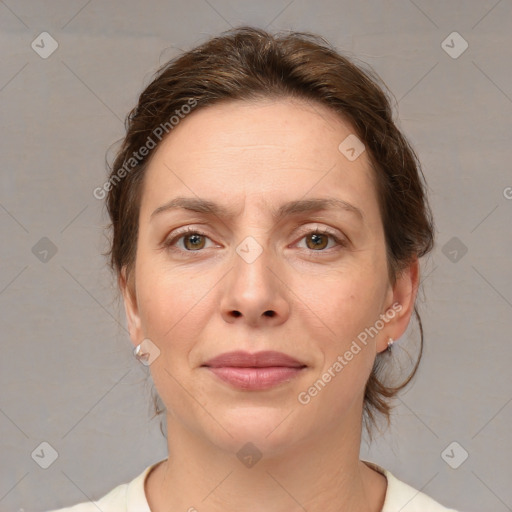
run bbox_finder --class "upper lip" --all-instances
[202,350,306,368]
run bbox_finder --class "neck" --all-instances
[145,402,387,512]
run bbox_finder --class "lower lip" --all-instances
[204,366,305,390]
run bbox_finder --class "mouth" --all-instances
[202,350,306,368]
[201,351,307,390]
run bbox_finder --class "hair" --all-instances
[104,26,434,441]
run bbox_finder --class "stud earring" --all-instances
[133,338,161,366]
[134,342,151,364]
[387,337,394,353]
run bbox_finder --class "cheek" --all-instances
[299,265,386,340]
[135,260,216,347]
[300,275,385,417]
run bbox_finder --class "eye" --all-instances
[163,227,215,252]
[295,228,347,252]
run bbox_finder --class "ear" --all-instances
[119,265,142,347]
[377,257,420,353]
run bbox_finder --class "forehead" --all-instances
[140,97,379,222]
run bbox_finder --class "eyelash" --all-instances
[162,226,347,255]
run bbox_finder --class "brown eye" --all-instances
[182,233,206,250]
[305,232,329,250]
[297,228,345,252]
[164,228,213,252]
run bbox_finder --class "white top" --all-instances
[47,459,459,512]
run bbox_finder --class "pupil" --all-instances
[186,234,203,249]
[309,233,326,249]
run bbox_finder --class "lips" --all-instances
[202,350,306,369]
[201,351,307,391]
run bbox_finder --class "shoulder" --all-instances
[363,460,460,512]
[45,461,159,512]
[45,482,128,512]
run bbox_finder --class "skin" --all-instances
[120,97,419,512]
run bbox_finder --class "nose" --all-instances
[219,239,290,328]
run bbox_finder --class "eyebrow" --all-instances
[150,196,364,222]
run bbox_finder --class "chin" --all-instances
[203,405,307,457]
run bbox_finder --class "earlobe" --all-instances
[379,258,420,352]
[119,266,141,344]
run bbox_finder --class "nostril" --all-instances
[264,310,275,317]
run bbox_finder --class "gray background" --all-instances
[1,1,511,511]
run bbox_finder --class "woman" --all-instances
[51,26,459,512]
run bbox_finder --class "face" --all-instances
[121,98,417,455]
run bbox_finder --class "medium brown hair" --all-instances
[105,26,434,441]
